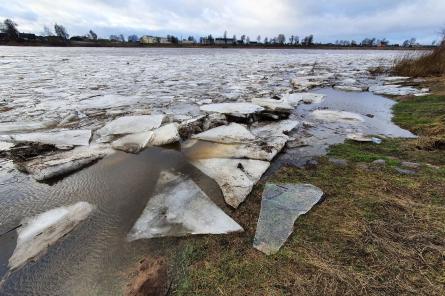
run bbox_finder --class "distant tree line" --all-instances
[0,18,439,48]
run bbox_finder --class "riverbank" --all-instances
[172,77,445,295]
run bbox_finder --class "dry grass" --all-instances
[393,43,445,77]
[171,78,445,296]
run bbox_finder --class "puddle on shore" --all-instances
[270,88,415,171]
[0,88,414,295]
[0,145,226,296]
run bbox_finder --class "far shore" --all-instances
[0,40,434,50]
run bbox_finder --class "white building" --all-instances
[140,36,157,44]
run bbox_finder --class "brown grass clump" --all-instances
[393,43,445,77]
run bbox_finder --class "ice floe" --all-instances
[253,183,323,255]
[1,130,92,147]
[19,145,113,181]
[8,202,94,270]
[191,158,270,208]
[251,97,293,112]
[200,103,264,118]
[112,132,153,153]
[149,123,180,146]
[97,115,164,136]
[127,171,243,240]
[310,110,365,124]
[192,123,256,144]
[0,120,58,134]
[282,93,326,106]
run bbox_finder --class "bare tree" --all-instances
[54,24,69,40]
[277,34,286,44]
[223,30,227,44]
[257,35,261,43]
[240,35,246,44]
[289,35,294,45]
[42,25,54,36]
[232,34,236,44]
[1,19,20,40]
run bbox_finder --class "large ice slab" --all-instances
[254,183,323,255]
[2,130,92,146]
[251,98,293,112]
[96,115,164,136]
[200,103,264,117]
[112,132,153,153]
[127,171,243,240]
[149,123,180,146]
[0,120,58,134]
[310,110,364,124]
[192,123,256,144]
[19,145,113,181]
[191,158,270,208]
[282,93,326,106]
[369,85,428,96]
[8,202,94,270]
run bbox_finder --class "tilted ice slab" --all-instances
[186,120,300,162]
[0,120,58,134]
[192,123,256,144]
[150,123,180,146]
[20,145,113,181]
[1,130,92,146]
[200,103,264,118]
[112,132,154,153]
[127,171,243,240]
[8,202,94,271]
[253,183,323,255]
[251,98,294,112]
[310,110,365,124]
[191,159,270,208]
[282,93,326,106]
[97,115,164,136]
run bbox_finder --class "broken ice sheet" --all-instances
[191,158,270,208]
[96,115,164,136]
[1,130,92,146]
[192,123,256,144]
[127,171,243,240]
[254,183,324,255]
[20,145,113,181]
[8,202,94,271]
[200,102,264,118]
[310,110,365,124]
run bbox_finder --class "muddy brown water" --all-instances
[0,88,414,295]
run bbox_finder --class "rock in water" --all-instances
[2,130,92,146]
[192,123,256,144]
[112,132,154,153]
[8,202,94,271]
[96,115,164,136]
[191,159,270,208]
[127,171,243,240]
[200,103,264,118]
[253,183,323,255]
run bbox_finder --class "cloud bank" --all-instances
[1,0,444,43]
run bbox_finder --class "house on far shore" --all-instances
[158,37,171,44]
[214,38,235,45]
[140,35,157,44]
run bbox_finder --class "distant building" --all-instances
[18,33,36,41]
[181,40,195,45]
[159,37,171,44]
[214,38,235,45]
[140,35,157,44]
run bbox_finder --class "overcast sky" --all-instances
[1,0,444,43]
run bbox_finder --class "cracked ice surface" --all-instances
[0,48,401,131]
[127,171,243,240]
